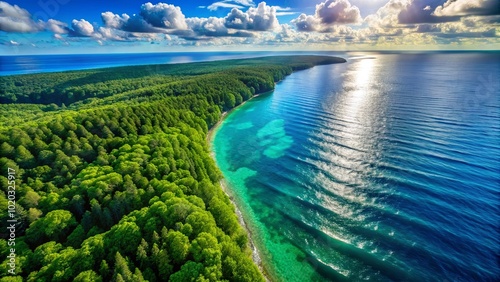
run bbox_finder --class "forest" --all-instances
[0,55,345,281]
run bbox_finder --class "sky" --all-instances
[0,0,499,54]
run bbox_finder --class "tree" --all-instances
[166,230,190,265]
[74,270,102,282]
[0,142,15,158]
[169,261,204,282]
[106,221,142,257]
[25,210,77,246]
[15,145,35,168]
[67,224,86,248]
[113,252,133,281]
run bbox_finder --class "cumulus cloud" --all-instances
[179,17,254,40]
[0,2,73,35]
[416,23,441,32]
[98,2,265,41]
[363,0,410,28]
[0,1,30,18]
[46,19,68,34]
[397,0,460,23]
[292,14,320,31]
[187,17,229,37]
[224,2,279,31]
[316,0,362,24]
[97,27,127,41]
[433,0,500,17]
[140,2,188,29]
[100,2,189,34]
[70,19,95,37]
[392,0,500,25]
[292,0,362,32]
[101,12,129,29]
[101,12,162,33]
[274,24,297,41]
[100,2,261,40]
[414,15,498,40]
[1,0,498,49]
[364,0,458,27]
[0,1,43,32]
[224,8,250,29]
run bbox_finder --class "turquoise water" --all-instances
[212,53,500,281]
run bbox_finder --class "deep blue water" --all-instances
[0,52,259,76]
[212,52,500,281]
[0,51,348,76]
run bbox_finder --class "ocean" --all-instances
[2,51,498,281]
[0,51,344,76]
[212,52,500,281]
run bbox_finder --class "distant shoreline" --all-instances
[1,51,345,77]
[3,50,498,76]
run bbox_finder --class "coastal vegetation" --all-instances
[0,55,345,281]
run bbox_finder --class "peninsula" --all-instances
[0,56,345,281]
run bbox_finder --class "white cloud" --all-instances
[276,12,299,16]
[292,0,362,32]
[207,0,255,11]
[101,11,175,33]
[182,17,254,40]
[316,0,362,24]
[363,0,410,28]
[0,1,43,32]
[208,2,245,11]
[273,6,297,16]
[0,17,40,32]
[71,19,95,37]
[97,27,127,41]
[274,6,291,11]
[140,2,188,29]
[233,0,255,6]
[0,1,29,18]
[1,0,498,50]
[225,2,279,31]
[292,14,320,31]
[46,19,68,34]
[101,12,130,29]
[433,0,498,17]
[416,23,440,32]
[188,17,230,37]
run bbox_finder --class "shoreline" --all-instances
[206,92,275,282]
[205,58,346,281]
[206,92,265,143]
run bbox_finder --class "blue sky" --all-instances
[1,0,499,54]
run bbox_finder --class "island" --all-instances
[0,56,346,281]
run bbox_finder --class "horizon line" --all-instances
[2,49,500,56]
